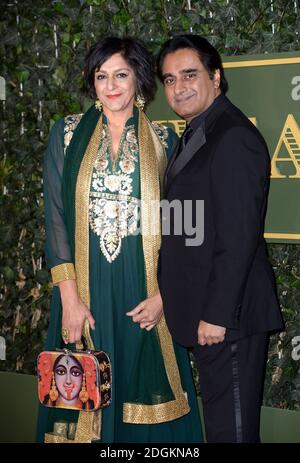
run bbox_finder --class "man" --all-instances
[157,35,284,443]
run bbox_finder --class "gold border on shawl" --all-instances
[75,117,102,312]
[74,115,104,442]
[44,433,75,443]
[123,111,190,424]
[123,397,189,424]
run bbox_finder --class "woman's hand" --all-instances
[126,292,163,331]
[59,279,95,344]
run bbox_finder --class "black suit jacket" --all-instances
[158,95,284,347]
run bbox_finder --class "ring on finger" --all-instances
[61,327,70,342]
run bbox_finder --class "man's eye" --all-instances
[164,78,174,86]
[184,73,197,79]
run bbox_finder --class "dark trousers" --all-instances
[192,333,268,443]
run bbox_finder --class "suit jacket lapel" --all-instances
[165,124,206,190]
[165,95,231,193]
[164,137,181,180]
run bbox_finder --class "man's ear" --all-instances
[213,69,221,89]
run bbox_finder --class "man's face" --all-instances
[161,48,221,122]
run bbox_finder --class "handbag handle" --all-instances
[62,320,94,351]
[75,319,94,351]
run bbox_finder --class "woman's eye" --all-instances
[96,74,106,80]
[116,73,128,79]
[55,367,66,375]
[71,368,82,377]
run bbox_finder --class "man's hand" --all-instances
[126,292,163,331]
[198,320,226,346]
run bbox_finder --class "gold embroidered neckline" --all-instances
[106,125,127,172]
[89,122,139,263]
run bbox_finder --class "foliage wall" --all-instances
[0,0,300,410]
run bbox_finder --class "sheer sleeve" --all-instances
[43,118,76,284]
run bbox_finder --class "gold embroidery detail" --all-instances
[151,121,169,148]
[89,123,140,263]
[44,433,75,443]
[53,421,68,437]
[89,193,140,263]
[44,410,101,443]
[64,114,83,154]
[51,263,76,284]
[123,397,189,424]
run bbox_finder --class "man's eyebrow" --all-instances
[162,72,174,80]
[181,68,198,74]
[162,68,199,80]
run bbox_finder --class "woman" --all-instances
[37,37,202,443]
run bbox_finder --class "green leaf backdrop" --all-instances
[0,0,300,410]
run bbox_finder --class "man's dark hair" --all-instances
[84,37,157,102]
[157,35,228,94]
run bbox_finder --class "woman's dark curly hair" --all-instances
[84,37,157,103]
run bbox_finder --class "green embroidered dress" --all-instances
[37,107,203,443]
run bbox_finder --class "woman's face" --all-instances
[94,53,136,114]
[54,355,83,403]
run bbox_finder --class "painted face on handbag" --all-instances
[38,350,111,411]
[54,354,84,403]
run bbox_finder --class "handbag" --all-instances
[37,348,112,412]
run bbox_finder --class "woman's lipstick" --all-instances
[106,94,122,99]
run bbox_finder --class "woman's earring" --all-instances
[49,372,59,402]
[95,99,103,112]
[79,373,89,403]
[135,94,146,111]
